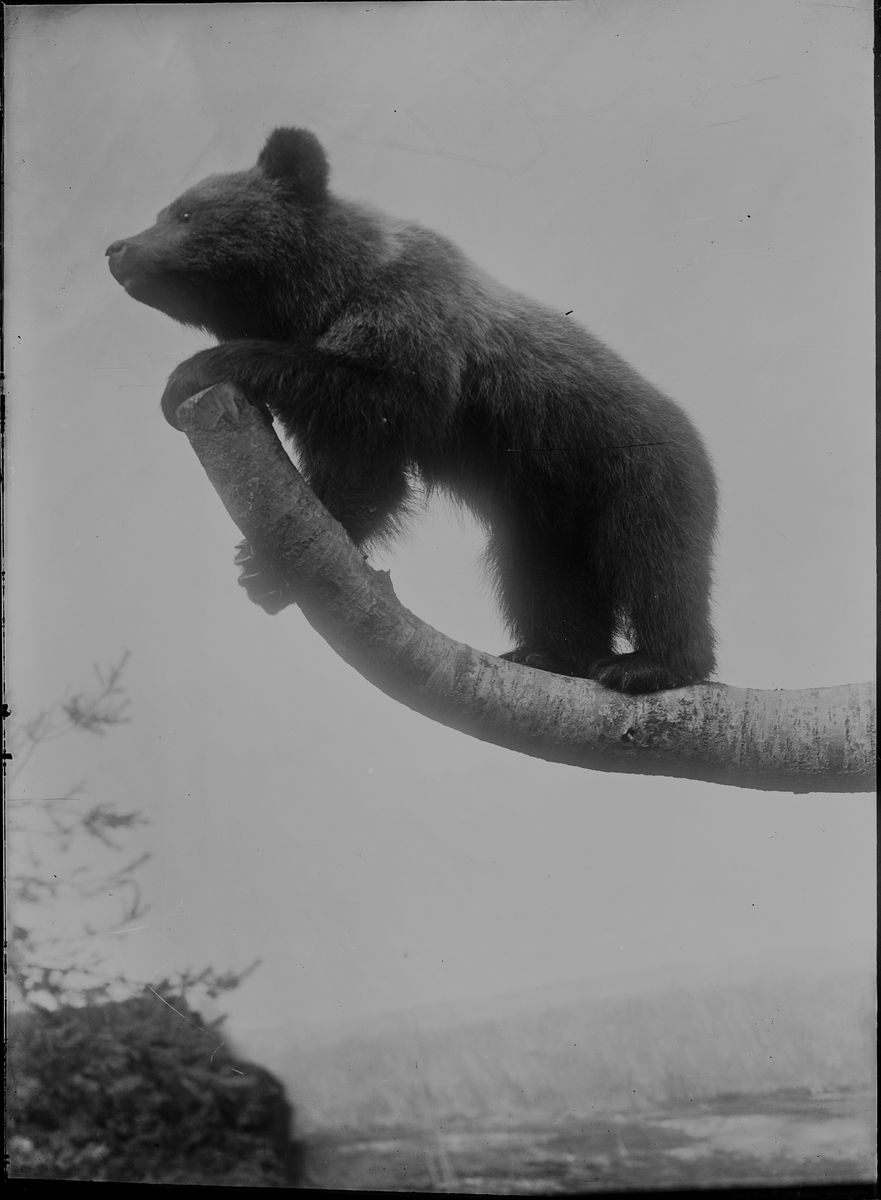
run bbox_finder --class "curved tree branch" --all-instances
[173,383,875,794]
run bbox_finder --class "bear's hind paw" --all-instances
[590,651,699,695]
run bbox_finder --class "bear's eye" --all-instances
[179,210,193,223]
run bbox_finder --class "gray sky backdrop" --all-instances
[6,1,875,1035]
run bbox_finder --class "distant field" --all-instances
[272,964,874,1132]
[300,1088,876,1193]
[236,954,875,1192]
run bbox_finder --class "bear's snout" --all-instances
[106,239,131,283]
[106,239,146,292]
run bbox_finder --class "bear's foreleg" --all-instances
[160,342,301,428]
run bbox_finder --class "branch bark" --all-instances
[174,383,875,794]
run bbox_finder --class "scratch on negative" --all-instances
[146,983,225,1060]
[705,116,759,127]
[733,72,802,88]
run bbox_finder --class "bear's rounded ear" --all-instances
[257,128,329,204]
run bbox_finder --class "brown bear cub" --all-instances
[107,127,717,694]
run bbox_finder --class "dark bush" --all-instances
[6,989,303,1185]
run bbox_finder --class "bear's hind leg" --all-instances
[488,530,615,679]
[591,546,716,694]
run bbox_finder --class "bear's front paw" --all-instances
[234,540,298,615]
[160,363,216,429]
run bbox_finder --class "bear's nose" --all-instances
[106,240,125,257]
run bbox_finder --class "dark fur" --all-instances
[107,127,717,693]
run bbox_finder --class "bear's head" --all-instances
[106,128,331,339]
